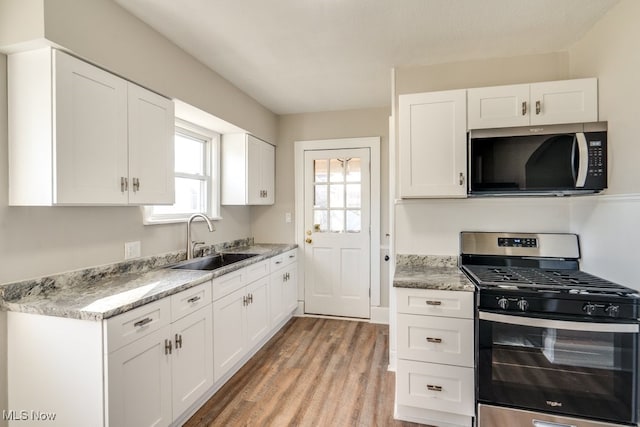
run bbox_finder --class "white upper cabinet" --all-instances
[222,133,275,205]
[399,89,467,198]
[8,47,174,206]
[468,78,598,129]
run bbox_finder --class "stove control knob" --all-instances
[497,297,509,310]
[517,299,529,312]
[583,303,597,316]
[605,305,620,318]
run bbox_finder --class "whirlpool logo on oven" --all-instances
[546,401,563,407]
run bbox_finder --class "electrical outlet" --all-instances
[285,212,292,223]
[124,241,141,260]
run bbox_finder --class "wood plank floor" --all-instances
[184,317,427,427]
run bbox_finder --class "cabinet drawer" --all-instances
[212,269,245,301]
[397,359,474,416]
[106,298,171,353]
[171,281,212,322]
[271,249,297,270]
[398,314,473,367]
[246,259,269,283]
[396,288,474,319]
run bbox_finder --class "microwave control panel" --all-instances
[588,138,605,178]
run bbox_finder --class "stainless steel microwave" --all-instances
[468,122,607,196]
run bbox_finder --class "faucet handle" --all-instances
[191,241,206,257]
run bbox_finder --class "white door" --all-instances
[304,148,370,318]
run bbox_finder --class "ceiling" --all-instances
[115,0,618,115]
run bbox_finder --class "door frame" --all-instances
[294,137,381,312]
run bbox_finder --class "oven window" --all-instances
[479,319,638,424]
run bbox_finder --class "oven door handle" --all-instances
[479,311,639,333]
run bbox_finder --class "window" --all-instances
[143,119,220,224]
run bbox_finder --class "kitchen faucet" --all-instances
[186,214,215,259]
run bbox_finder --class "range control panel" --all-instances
[497,237,538,248]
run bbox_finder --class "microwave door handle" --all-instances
[575,132,589,188]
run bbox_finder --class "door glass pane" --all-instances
[330,210,344,233]
[314,185,328,208]
[314,160,328,183]
[346,184,361,208]
[346,210,361,233]
[313,210,328,232]
[346,158,361,182]
[330,159,344,182]
[330,184,345,208]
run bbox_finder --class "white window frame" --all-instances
[142,118,221,224]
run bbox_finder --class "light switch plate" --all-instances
[124,241,141,260]
[285,212,292,223]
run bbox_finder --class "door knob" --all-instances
[305,238,312,244]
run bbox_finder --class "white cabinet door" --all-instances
[54,49,129,205]
[213,287,247,382]
[246,276,271,348]
[270,267,286,327]
[530,78,598,126]
[247,135,275,205]
[399,90,467,198]
[283,263,298,314]
[467,84,530,129]
[222,133,275,205]
[128,83,175,205]
[171,306,214,418]
[108,326,172,427]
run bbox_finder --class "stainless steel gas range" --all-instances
[460,232,640,427]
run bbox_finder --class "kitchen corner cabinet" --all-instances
[395,288,475,427]
[221,133,275,205]
[467,78,597,129]
[7,47,174,206]
[398,90,467,198]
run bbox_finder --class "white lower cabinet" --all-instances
[270,248,298,326]
[107,283,213,427]
[213,274,270,382]
[6,250,299,427]
[395,288,475,427]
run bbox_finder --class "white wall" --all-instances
[567,0,640,289]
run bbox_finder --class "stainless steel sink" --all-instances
[170,253,258,271]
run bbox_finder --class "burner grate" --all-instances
[464,265,635,295]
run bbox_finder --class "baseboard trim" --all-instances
[370,306,389,324]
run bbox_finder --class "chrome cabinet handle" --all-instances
[164,339,172,355]
[426,337,442,343]
[134,317,153,328]
[248,293,253,304]
[426,300,442,306]
[120,176,128,192]
[536,100,541,115]
[132,177,140,192]
[243,296,248,306]
[175,334,182,349]
[427,385,442,392]
[522,101,527,116]
[459,172,464,186]
[187,295,201,304]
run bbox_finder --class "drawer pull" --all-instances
[288,254,295,258]
[427,384,443,392]
[426,337,442,343]
[426,300,442,306]
[275,260,282,265]
[134,317,153,328]
[187,296,201,304]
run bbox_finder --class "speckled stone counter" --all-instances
[0,241,297,321]
[393,255,475,292]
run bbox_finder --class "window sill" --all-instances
[141,212,223,226]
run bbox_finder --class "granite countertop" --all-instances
[393,255,475,292]
[0,242,297,321]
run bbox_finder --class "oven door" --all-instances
[479,311,639,425]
